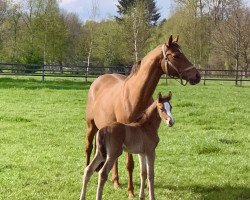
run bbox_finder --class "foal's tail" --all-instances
[95,128,107,172]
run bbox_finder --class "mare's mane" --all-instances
[127,60,142,78]
[126,42,180,79]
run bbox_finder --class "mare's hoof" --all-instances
[128,191,135,199]
[113,181,120,189]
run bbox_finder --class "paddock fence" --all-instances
[0,63,249,85]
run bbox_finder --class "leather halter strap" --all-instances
[162,44,195,86]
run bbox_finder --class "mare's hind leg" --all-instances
[85,119,98,165]
[126,153,135,198]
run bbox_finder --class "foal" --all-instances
[80,92,174,200]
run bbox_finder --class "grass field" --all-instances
[0,77,249,200]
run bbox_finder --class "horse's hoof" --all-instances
[113,181,120,189]
[128,191,135,199]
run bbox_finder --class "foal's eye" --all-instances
[173,54,180,59]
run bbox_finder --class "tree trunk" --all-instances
[235,57,239,85]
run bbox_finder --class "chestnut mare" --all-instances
[84,35,200,197]
[80,92,174,200]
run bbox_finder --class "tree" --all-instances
[86,0,99,67]
[0,0,8,57]
[116,0,160,25]
[212,1,250,84]
[3,3,22,63]
[119,0,151,62]
[94,20,127,68]
[62,12,83,65]
[162,0,211,66]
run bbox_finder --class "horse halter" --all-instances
[161,44,195,86]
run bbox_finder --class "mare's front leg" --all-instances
[80,152,104,200]
[85,119,98,165]
[126,153,135,198]
[96,157,118,200]
[138,154,147,200]
[146,152,156,200]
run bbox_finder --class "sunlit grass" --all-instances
[0,77,249,200]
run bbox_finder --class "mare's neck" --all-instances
[124,46,164,120]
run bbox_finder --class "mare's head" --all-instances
[161,35,201,85]
[157,91,174,127]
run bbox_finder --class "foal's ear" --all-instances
[168,91,173,98]
[157,92,162,102]
[173,35,179,43]
[165,91,172,101]
[167,35,173,47]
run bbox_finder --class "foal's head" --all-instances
[157,91,174,127]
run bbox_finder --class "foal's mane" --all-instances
[171,42,181,49]
[134,101,158,124]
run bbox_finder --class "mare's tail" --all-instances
[95,129,107,172]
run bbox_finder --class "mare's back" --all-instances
[88,74,126,100]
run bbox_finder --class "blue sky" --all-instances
[60,0,173,21]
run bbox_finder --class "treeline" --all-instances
[0,0,249,71]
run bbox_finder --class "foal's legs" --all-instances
[126,153,135,198]
[96,157,118,200]
[85,119,98,165]
[80,152,104,200]
[138,154,147,200]
[111,161,120,189]
[146,152,156,200]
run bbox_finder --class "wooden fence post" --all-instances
[240,70,243,86]
[235,69,238,86]
[204,67,206,85]
[42,64,45,81]
[85,66,88,82]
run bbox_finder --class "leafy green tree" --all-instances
[62,12,84,65]
[119,0,151,62]
[212,2,250,83]
[117,0,160,25]
[94,20,128,68]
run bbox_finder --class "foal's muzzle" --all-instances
[166,118,174,127]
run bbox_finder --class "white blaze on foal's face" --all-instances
[157,91,174,127]
[163,101,174,127]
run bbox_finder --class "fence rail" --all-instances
[0,63,249,85]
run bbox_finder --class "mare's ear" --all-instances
[173,35,179,43]
[157,92,162,102]
[167,35,173,47]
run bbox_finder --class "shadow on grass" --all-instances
[159,184,250,200]
[0,77,92,90]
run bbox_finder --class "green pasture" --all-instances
[0,77,249,200]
